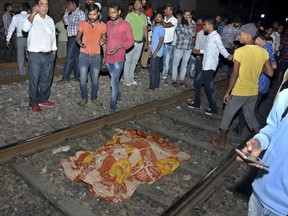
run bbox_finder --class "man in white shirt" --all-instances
[161,3,178,85]
[22,0,57,113]
[6,2,31,76]
[186,18,232,115]
[193,28,207,86]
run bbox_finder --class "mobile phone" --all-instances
[235,149,269,168]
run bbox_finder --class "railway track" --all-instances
[1,58,279,215]
[1,77,256,216]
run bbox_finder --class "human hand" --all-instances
[223,92,230,104]
[237,138,264,168]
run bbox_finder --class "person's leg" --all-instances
[62,37,76,81]
[202,70,218,113]
[78,52,89,101]
[149,56,156,89]
[123,44,135,84]
[162,44,172,81]
[28,52,42,107]
[16,38,26,76]
[71,39,80,81]
[129,42,143,82]
[194,55,203,88]
[243,95,260,133]
[38,52,55,103]
[140,41,151,68]
[193,71,204,107]
[210,96,244,147]
[179,49,192,81]
[154,56,161,89]
[188,54,196,78]
[171,49,182,82]
[108,62,124,111]
[90,54,101,100]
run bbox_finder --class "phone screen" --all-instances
[235,149,269,168]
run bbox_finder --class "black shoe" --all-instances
[202,108,218,116]
[185,101,200,109]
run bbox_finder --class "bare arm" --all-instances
[263,59,274,77]
[223,60,240,103]
[152,36,164,58]
[76,30,85,48]
[161,21,174,28]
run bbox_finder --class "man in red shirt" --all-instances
[101,2,134,113]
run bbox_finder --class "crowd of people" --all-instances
[2,0,288,113]
[2,0,288,214]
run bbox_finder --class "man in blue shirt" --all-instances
[238,83,288,216]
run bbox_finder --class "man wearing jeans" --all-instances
[161,3,178,86]
[75,3,106,107]
[103,3,134,113]
[186,18,232,115]
[61,0,85,82]
[238,84,288,216]
[123,0,148,86]
[22,0,57,113]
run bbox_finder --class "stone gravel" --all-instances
[0,64,255,215]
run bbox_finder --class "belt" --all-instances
[38,51,52,55]
[164,42,172,45]
[68,36,76,39]
[134,40,143,43]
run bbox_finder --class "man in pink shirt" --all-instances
[101,2,134,113]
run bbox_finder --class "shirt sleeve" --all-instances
[254,89,288,150]
[216,34,230,58]
[123,23,134,50]
[6,16,17,41]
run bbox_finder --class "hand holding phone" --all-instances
[235,149,269,168]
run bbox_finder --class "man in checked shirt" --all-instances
[61,0,86,82]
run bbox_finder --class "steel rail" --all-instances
[4,81,234,165]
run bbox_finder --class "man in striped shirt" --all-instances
[61,0,86,82]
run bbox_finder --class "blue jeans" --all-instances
[149,56,161,89]
[188,54,196,77]
[194,69,218,113]
[62,37,79,81]
[169,45,175,73]
[123,42,143,83]
[107,62,124,111]
[172,48,192,81]
[248,193,281,216]
[28,52,55,106]
[162,44,173,80]
[78,52,101,100]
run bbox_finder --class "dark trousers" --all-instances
[235,93,266,131]
[62,36,80,81]
[194,69,218,113]
[149,56,161,90]
[28,52,55,106]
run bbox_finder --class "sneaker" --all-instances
[185,101,200,109]
[202,108,218,116]
[77,99,88,106]
[131,80,139,85]
[163,79,168,86]
[31,105,42,112]
[123,82,132,86]
[117,96,122,104]
[171,81,178,87]
[38,101,55,107]
[91,99,102,106]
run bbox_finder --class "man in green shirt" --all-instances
[123,0,148,86]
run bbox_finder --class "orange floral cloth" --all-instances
[61,128,191,203]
